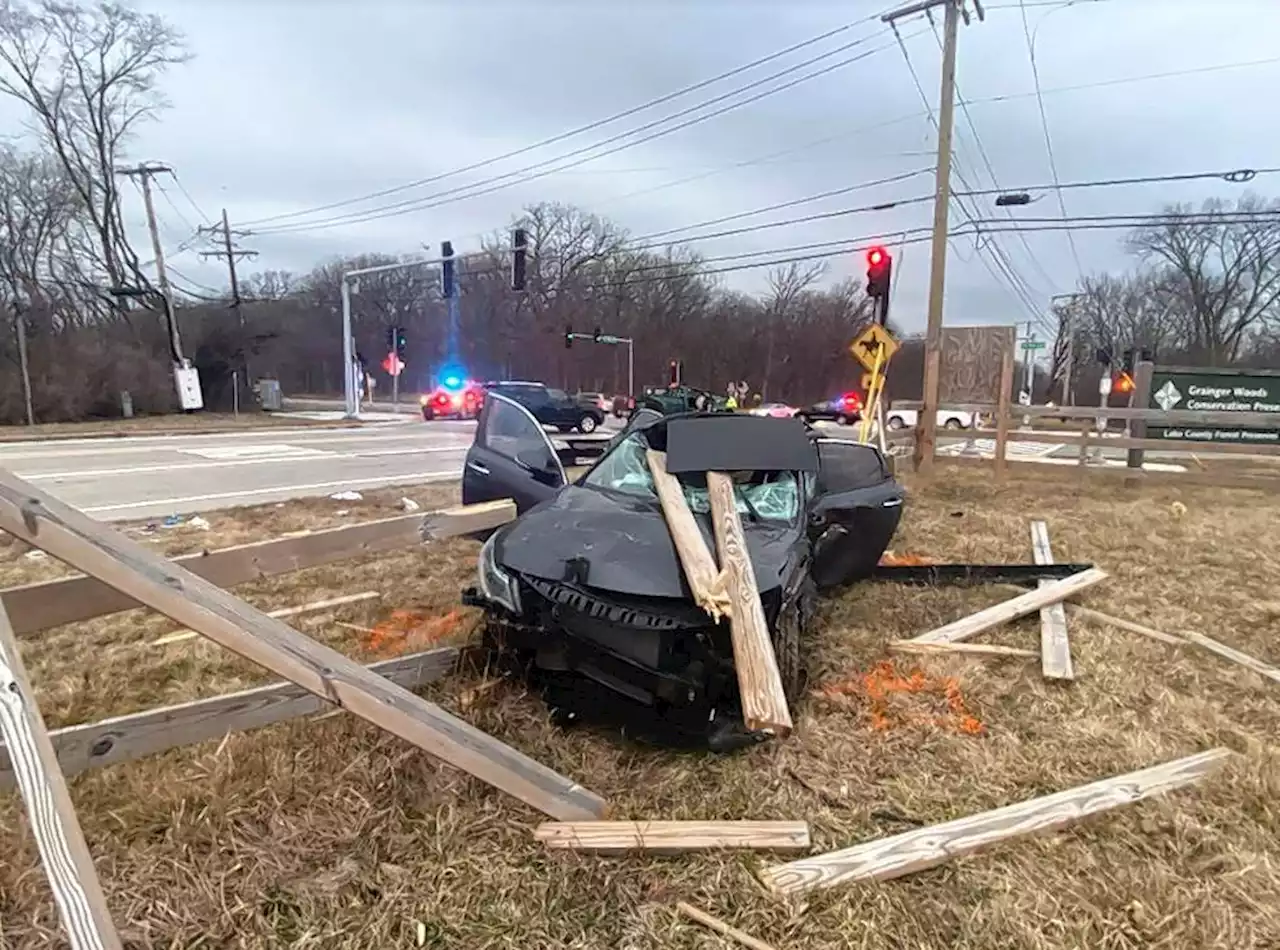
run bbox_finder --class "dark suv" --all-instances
[483,381,605,434]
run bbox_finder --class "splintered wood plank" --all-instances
[0,647,466,791]
[888,640,1037,659]
[706,471,793,738]
[0,601,122,949]
[1069,605,1185,646]
[1177,629,1280,684]
[0,469,606,821]
[1030,521,1074,680]
[534,820,810,854]
[419,499,516,540]
[4,513,426,636]
[646,450,729,620]
[912,568,1108,645]
[760,748,1231,896]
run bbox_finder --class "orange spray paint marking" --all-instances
[815,661,985,735]
[362,608,470,657]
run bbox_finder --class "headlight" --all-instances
[478,533,521,614]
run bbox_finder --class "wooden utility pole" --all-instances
[115,162,182,361]
[883,0,967,475]
[13,303,34,426]
[198,209,258,330]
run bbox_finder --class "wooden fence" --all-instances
[887,402,1280,490]
[0,480,608,948]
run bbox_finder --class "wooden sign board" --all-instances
[939,326,1017,405]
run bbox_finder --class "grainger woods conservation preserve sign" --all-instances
[1149,367,1280,444]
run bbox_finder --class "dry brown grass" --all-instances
[2,465,1279,949]
[0,412,359,443]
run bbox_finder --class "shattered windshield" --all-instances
[583,432,801,522]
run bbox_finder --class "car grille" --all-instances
[522,577,705,631]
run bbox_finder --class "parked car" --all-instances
[483,381,605,433]
[884,407,976,431]
[460,393,905,750]
[635,385,729,417]
[795,392,862,426]
[420,381,485,420]
[575,391,610,414]
[611,394,636,418]
[749,402,799,419]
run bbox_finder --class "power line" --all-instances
[170,172,214,227]
[889,21,1048,327]
[252,31,912,236]
[956,166,1280,197]
[625,167,934,244]
[1018,0,1085,280]
[926,10,1059,293]
[243,23,897,231]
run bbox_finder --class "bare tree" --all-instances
[0,0,189,314]
[761,261,825,399]
[1126,195,1280,364]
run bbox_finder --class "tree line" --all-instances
[2,0,1278,425]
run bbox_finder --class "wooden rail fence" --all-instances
[0,475,606,947]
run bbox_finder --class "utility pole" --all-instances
[198,209,258,330]
[1051,292,1084,405]
[199,210,259,405]
[884,0,975,475]
[115,162,181,360]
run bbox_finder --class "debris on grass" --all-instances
[813,660,985,735]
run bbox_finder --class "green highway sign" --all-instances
[598,334,620,344]
[1148,367,1280,444]
[1021,340,1047,350]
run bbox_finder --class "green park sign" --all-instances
[1148,367,1280,444]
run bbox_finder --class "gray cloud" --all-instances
[77,0,1280,337]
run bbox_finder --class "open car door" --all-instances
[808,438,904,589]
[462,391,567,514]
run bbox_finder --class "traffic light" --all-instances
[668,359,681,387]
[1114,372,1135,394]
[1121,347,1135,375]
[394,327,407,359]
[386,326,396,350]
[865,246,892,300]
[593,326,602,343]
[1096,347,1113,366]
[511,227,528,291]
[565,325,573,349]
[440,240,455,299]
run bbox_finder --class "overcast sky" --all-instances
[38,0,1280,338]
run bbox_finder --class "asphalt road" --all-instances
[0,419,481,522]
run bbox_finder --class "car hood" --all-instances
[494,485,800,600]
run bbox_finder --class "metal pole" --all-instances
[341,278,356,419]
[1061,309,1073,406]
[14,304,34,426]
[392,366,399,409]
[626,339,634,397]
[232,371,239,418]
[909,0,960,475]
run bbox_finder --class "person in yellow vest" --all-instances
[725,393,739,411]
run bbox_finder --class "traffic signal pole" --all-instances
[883,0,966,475]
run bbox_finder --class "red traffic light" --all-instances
[867,246,888,268]
[1114,372,1135,393]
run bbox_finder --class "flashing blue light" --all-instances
[439,365,466,392]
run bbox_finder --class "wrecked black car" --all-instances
[460,392,904,750]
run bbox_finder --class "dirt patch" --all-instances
[1,464,1277,949]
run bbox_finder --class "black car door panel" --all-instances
[462,393,567,513]
[808,439,904,588]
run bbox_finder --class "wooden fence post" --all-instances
[994,342,1015,480]
[0,599,122,950]
[1126,359,1155,470]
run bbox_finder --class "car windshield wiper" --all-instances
[735,484,762,523]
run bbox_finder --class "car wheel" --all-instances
[422,409,434,421]
[578,414,598,434]
[944,417,963,430]
[887,416,905,430]
[772,579,814,706]
[836,413,850,426]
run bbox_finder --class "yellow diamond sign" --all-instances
[850,323,899,372]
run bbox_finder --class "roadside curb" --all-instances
[0,419,369,445]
